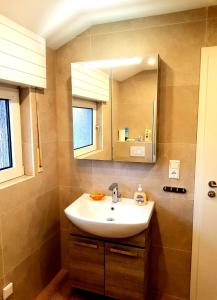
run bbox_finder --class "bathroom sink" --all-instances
[64,193,155,238]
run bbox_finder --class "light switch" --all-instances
[169,160,180,179]
[130,146,145,157]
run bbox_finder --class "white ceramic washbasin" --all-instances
[64,193,155,238]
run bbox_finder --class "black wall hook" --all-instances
[163,186,187,194]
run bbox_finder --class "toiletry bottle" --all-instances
[134,184,147,205]
[125,127,129,141]
[118,129,125,142]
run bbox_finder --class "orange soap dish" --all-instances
[89,193,105,201]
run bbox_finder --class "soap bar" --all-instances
[89,193,105,201]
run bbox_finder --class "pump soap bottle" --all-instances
[134,184,147,205]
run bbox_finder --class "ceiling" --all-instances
[0,0,216,49]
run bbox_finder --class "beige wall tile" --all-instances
[91,22,204,87]
[158,85,199,143]
[55,85,72,142]
[114,70,157,141]
[56,36,92,67]
[4,250,42,300]
[90,8,206,36]
[1,189,59,274]
[60,230,70,270]
[0,222,3,279]
[207,17,217,46]
[0,276,3,300]
[105,143,196,201]
[37,90,57,143]
[150,246,191,299]
[46,48,56,91]
[208,5,217,18]
[37,231,61,288]
[4,232,60,300]
[151,198,193,251]
[59,186,86,230]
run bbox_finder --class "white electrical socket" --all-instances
[3,282,13,300]
[169,160,180,179]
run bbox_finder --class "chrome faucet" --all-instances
[108,183,121,203]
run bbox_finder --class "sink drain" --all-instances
[106,217,115,221]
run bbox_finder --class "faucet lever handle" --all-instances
[108,183,118,191]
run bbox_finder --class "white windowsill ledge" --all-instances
[0,175,34,190]
[75,149,103,159]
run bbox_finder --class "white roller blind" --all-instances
[0,14,46,88]
[71,62,110,102]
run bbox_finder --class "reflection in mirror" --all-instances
[71,55,159,163]
[71,62,112,160]
[112,55,159,163]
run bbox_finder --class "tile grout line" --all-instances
[90,17,207,38]
[205,7,209,46]
[151,243,192,254]
[0,215,6,286]
[0,185,59,217]
[2,229,60,280]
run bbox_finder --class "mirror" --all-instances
[71,55,159,163]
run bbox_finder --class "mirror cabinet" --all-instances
[71,55,159,163]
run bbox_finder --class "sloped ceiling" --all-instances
[0,0,216,49]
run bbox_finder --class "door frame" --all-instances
[190,46,217,300]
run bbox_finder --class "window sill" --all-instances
[75,149,103,159]
[0,175,34,190]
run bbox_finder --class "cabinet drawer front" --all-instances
[105,243,146,300]
[69,236,104,295]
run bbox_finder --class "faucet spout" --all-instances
[108,183,121,203]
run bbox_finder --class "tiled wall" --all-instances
[115,70,157,139]
[0,6,217,300]
[56,6,217,300]
[112,70,157,162]
[0,49,60,300]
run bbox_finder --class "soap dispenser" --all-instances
[134,184,147,205]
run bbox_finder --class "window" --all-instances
[0,86,23,183]
[72,99,97,157]
[0,100,12,170]
[73,107,93,149]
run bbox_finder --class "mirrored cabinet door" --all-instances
[111,55,159,163]
[71,55,159,163]
[71,62,112,161]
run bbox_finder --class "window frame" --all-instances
[0,86,23,183]
[73,99,97,158]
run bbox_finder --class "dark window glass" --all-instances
[73,107,93,150]
[0,99,12,170]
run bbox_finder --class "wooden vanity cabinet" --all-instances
[68,228,151,299]
[68,236,104,295]
[105,243,146,300]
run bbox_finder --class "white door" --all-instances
[191,46,217,300]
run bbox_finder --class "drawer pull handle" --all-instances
[110,248,138,257]
[74,241,98,249]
